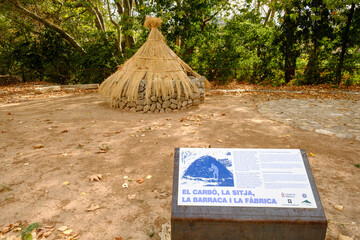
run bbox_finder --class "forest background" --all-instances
[0,0,359,86]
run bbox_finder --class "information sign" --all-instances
[178,148,317,208]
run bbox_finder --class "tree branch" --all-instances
[94,6,106,31]
[106,0,119,27]
[8,0,86,55]
[115,1,124,15]
[106,0,122,52]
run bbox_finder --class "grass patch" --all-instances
[355,163,360,168]
[21,222,40,239]
[147,227,155,238]
[98,144,109,153]
[0,184,12,192]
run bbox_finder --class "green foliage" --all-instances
[0,0,359,85]
[187,10,282,85]
[0,184,12,191]
[21,222,40,239]
[73,31,121,84]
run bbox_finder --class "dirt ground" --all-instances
[0,85,359,240]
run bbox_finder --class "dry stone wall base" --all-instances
[111,76,205,113]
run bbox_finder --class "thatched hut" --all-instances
[99,17,205,113]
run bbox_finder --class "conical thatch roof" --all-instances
[99,17,201,103]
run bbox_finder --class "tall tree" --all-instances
[336,2,357,84]
[301,0,333,83]
[278,1,301,83]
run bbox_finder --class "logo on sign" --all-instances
[281,193,296,198]
[302,193,307,198]
[302,200,312,206]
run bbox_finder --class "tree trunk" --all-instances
[9,0,86,55]
[336,3,356,84]
[107,0,122,52]
[304,40,318,84]
[123,0,135,49]
[282,8,298,83]
[264,0,275,26]
[88,6,106,31]
[284,44,296,83]
[175,36,181,48]
[94,7,106,31]
[116,26,123,53]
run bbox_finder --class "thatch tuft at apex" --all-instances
[99,16,206,113]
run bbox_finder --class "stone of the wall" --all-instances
[111,76,205,113]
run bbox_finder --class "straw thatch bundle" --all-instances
[99,16,202,105]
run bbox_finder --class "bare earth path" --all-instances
[0,90,359,240]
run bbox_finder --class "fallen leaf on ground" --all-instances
[338,234,354,240]
[33,144,44,149]
[278,134,291,138]
[156,192,170,199]
[72,233,81,239]
[334,205,344,212]
[61,130,68,133]
[136,178,144,184]
[216,139,223,143]
[63,181,70,185]
[86,204,101,212]
[36,226,54,238]
[114,237,123,240]
[1,224,14,234]
[88,174,102,181]
[81,192,86,196]
[63,229,73,235]
[309,152,316,157]
[146,175,152,179]
[58,226,68,232]
[123,176,129,179]
[24,163,29,166]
